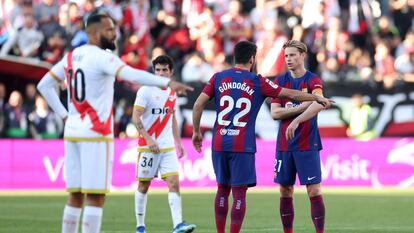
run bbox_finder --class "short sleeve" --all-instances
[202,74,216,98]
[99,50,126,77]
[134,87,148,110]
[309,76,323,92]
[49,55,67,81]
[259,75,282,98]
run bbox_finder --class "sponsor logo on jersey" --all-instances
[265,78,279,89]
[152,107,172,115]
[285,101,299,108]
[219,128,240,136]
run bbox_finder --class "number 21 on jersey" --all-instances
[217,95,251,127]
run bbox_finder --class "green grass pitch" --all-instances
[0,188,413,233]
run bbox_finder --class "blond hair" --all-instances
[283,40,308,54]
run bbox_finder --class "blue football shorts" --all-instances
[212,151,256,187]
[274,150,322,185]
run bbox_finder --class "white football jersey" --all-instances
[134,86,177,151]
[49,45,125,140]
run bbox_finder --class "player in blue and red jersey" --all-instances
[271,40,327,233]
[192,41,332,233]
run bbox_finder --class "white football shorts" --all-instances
[64,141,114,194]
[136,151,179,181]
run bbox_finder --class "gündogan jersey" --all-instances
[49,45,125,141]
[134,86,177,152]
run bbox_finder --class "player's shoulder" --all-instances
[273,72,290,84]
[306,71,320,79]
[137,86,151,94]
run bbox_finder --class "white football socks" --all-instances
[168,192,183,228]
[135,191,148,227]
[82,206,103,233]
[62,205,82,233]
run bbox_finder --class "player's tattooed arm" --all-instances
[136,121,145,130]
[132,107,160,153]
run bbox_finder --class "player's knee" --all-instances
[306,184,322,197]
[86,193,106,207]
[67,192,84,208]
[166,177,180,192]
[280,185,294,197]
[138,181,150,193]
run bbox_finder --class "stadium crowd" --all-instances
[0,0,413,138]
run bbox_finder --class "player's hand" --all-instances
[192,131,203,153]
[147,138,160,153]
[168,80,194,96]
[315,96,334,109]
[286,120,299,140]
[177,144,186,158]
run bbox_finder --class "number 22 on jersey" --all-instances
[217,95,251,127]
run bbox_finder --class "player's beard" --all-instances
[100,36,116,51]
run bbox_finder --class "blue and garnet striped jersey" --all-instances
[202,67,282,153]
[272,71,323,151]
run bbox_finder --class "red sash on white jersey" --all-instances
[65,51,113,136]
[138,90,176,146]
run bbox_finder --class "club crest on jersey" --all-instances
[220,128,240,136]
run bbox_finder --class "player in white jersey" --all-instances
[133,55,196,233]
[36,14,193,233]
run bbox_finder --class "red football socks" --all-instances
[280,197,294,233]
[310,195,325,233]
[215,184,231,233]
[229,186,247,233]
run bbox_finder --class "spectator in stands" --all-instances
[4,90,29,138]
[71,16,88,49]
[395,30,414,57]
[374,41,398,89]
[346,48,375,84]
[28,95,63,139]
[23,83,37,113]
[256,18,287,77]
[220,0,252,55]
[395,45,414,83]
[372,16,400,53]
[118,105,135,139]
[346,94,376,141]
[0,13,44,59]
[188,4,221,64]
[33,0,59,39]
[121,34,148,70]
[40,29,66,64]
[8,0,29,30]
[181,52,214,84]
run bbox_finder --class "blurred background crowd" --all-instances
[0,0,413,139]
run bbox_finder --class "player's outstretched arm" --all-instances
[37,72,68,120]
[271,102,312,120]
[192,93,210,153]
[117,65,194,95]
[277,88,333,108]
